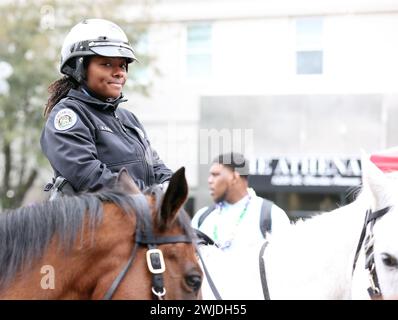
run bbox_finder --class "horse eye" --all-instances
[185,274,202,292]
[381,253,398,268]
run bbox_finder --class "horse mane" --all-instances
[0,188,144,290]
[0,183,195,291]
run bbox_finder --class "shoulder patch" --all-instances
[54,108,77,131]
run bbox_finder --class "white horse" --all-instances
[197,155,398,299]
[350,156,398,299]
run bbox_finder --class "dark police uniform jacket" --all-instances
[40,88,172,192]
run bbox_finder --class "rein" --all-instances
[103,194,192,300]
[352,206,391,299]
[259,240,270,300]
[194,229,223,300]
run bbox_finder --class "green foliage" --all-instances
[0,0,153,209]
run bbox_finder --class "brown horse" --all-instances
[0,167,203,299]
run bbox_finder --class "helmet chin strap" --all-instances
[80,82,124,105]
[61,57,87,84]
[73,57,86,83]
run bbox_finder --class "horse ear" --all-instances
[116,168,140,195]
[361,152,391,209]
[160,167,188,226]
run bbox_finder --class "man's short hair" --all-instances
[213,152,249,178]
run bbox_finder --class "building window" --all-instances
[186,23,212,78]
[133,32,150,84]
[295,17,323,75]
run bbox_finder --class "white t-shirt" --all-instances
[192,188,290,299]
[192,188,290,249]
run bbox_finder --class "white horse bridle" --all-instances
[352,206,391,299]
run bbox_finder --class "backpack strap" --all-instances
[260,198,273,238]
[197,204,217,228]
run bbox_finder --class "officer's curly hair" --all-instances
[44,76,79,118]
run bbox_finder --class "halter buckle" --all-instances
[146,248,166,274]
[367,267,380,295]
[152,286,166,299]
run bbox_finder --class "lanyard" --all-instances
[213,196,251,249]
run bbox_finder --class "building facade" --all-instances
[122,0,398,217]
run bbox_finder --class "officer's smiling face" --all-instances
[86,56,127,100]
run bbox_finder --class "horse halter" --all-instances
[103,193,193,300]
[352,206,391,299]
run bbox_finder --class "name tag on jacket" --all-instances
[98,125,114,133]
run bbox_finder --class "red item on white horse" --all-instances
[370,148,398,172]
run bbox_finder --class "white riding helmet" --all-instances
[60,19,136,83]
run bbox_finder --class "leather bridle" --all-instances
[352,206,391,299]
[102,193,193,300]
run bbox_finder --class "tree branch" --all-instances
[14,168,38,206]
[3,142,11,192]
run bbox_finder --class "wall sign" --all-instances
[249,156,361,193]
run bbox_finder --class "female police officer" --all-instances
[41,19,172,195]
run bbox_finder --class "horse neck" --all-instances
[78,203,139,299]
[265,195,370,299]
[275,194,368,249]
[0,203,138,300]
